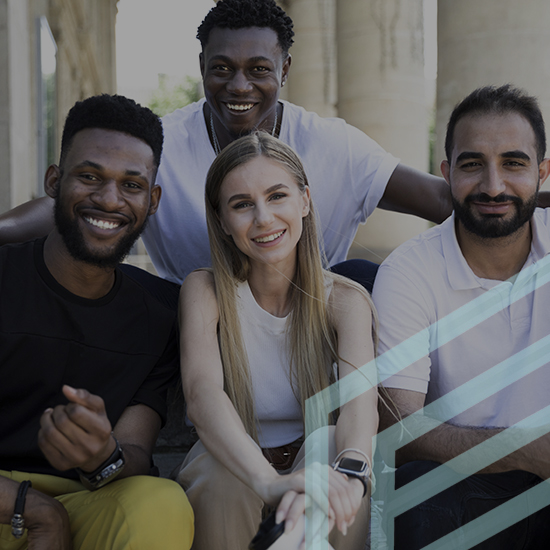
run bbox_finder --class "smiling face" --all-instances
[46,128,160,268]
[200,27,290,140]
[441,112,550,239]
[218,155,310,274]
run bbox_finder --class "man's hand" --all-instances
[24,488,72,550]
[38,385,116,472]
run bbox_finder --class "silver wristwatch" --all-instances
[332,457,370,497]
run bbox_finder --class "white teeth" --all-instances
[227,103,254,111]
[85,217,120,230]
[254,230,284,243]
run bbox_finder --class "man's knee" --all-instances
[64,476,193,550]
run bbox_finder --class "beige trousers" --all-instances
[175,426,369,550]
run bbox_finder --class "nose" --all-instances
[254,203,274,227]
[227,70,253,95]
[91,180,124,211]
[480,163,506,198]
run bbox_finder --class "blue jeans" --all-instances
[394,460,550,549]
[330,259,379,293]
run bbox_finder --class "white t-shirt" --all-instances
[143,99,399,283]
[373,209,550,428]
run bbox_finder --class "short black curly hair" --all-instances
[197,0,294,55]
[59,94,164,170]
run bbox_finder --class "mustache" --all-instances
[464,193,523,205]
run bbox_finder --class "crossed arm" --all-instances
[379,381,550,479]
[0,386,162,548]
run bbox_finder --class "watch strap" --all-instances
[76,437,125,490]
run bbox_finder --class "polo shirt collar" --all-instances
[527,208,550,264]
[441,213,481,290]
[442,210,550,291]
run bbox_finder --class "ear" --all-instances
[281,54,291,87]
[148,184,162,216]
[199,52,205,79]
[44,165,62,199]
[440,160,451,185]
[538,158,550,187]
[302,186,311,217]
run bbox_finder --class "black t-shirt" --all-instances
[0,238,179,478]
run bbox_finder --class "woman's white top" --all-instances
[236,281,304,448]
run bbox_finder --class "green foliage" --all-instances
[148,75,202,117]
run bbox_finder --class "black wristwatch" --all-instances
[76,438,125,491]
[332,457,370,497]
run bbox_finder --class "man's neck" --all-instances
[43,232,116,299]
[456,219,532,281]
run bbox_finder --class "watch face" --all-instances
[339,457,366,474]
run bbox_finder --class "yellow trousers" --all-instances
[0,470,194,550]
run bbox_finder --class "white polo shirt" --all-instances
[373,209,550,428]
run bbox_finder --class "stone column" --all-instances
[282,0,337,117]
[0,0,34,212]
[436,0,550,177]
[337,0,430,261]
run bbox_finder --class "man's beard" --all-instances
[452,189,538,239]
[54,194,148,269]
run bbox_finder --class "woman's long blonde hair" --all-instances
[205,132,377,441]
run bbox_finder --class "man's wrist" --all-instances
[77,434,118,474]
[76,437,125,490]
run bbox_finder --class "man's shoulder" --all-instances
[282,100,351,135]
[0,239,39,271]
[118,264,180,314]
[161,99,205,135]
[380,221,447,275]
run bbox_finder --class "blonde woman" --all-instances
[175,133,378,550]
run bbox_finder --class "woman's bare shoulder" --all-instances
[179,269,219,319]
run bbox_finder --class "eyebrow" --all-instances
[209,55,273,65]
[455,150,531,163]
[227,183,289,204]
[74,160,103,171]
[73,161,149,181]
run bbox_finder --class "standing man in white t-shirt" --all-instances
[0,0,452,287]
[374,84,550,549]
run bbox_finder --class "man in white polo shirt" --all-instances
[374,85,550,549]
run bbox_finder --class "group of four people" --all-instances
[0,0,549,549]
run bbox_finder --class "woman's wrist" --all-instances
[253,468,284,505]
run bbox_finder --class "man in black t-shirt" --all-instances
[0,95,193,550]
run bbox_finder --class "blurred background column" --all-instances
[283,0,337,117]
[337,0,430,262]
[436,0,550,179]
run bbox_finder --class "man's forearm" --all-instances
[537,190,550,208]
[378,164,452,224]
[0,475,23,524]
[380,407,545,476]
[0,196,54,246]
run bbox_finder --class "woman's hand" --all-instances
[259,463,364,538]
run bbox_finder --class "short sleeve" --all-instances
[128,318,179,426]
[372,261,433,394]
[345,123,400,223]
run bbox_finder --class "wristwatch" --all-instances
[76,438,125,491]
[332,457,370,497]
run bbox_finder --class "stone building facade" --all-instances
[0,0,118,213]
